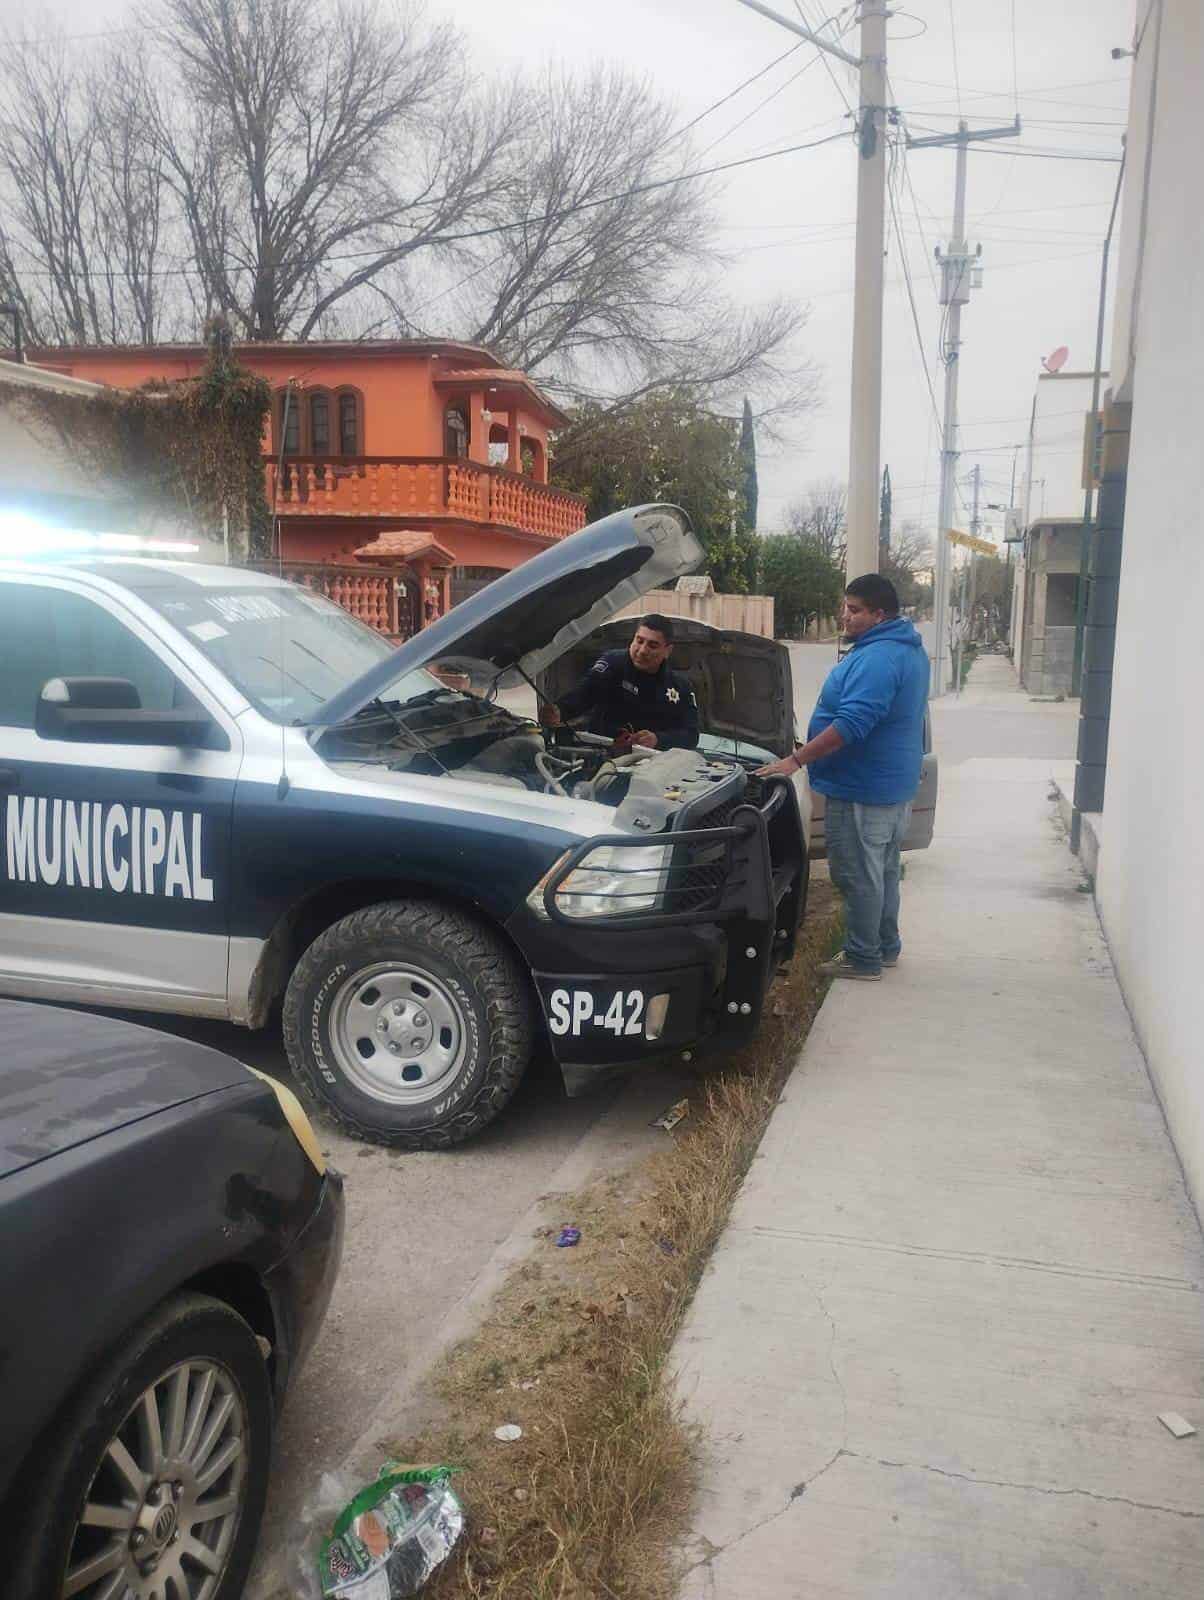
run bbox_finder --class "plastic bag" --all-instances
[315,1463,464,1598]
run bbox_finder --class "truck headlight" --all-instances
[245,1066,326,1175]
[528,844,670,919]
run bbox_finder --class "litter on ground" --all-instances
[651,1098,690,1133]
[1157,1411,1197,1439]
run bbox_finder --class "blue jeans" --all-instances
[824,796,913,974]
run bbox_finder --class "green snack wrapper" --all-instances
[317,1463,463,1598]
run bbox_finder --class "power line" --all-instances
[959,406,1091,427]
[6,26,137,46]
[903,124,1123,161]
[888,95,939,297]
[910,108,1125,128]
[971,144,1123,163]
[3,126,852,283]
[661,39,810,153]
[892,74,1130,108]
[715,198,1114,231]
[792,1,855,116]
[696,52,828,161]
[885,133,942,436]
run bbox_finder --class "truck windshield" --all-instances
[140,582,436,723]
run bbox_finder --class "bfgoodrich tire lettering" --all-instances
[283,900,533,1148]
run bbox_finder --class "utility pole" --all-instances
[963,463,982,690]
[846,0,889,578]
[908,116,1020,696]
[934,126,971,698]
[735,0,884,578]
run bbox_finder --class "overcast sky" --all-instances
[2,0,1135,541]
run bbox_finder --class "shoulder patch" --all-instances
[590,657,611,675]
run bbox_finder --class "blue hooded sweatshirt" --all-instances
[806,616,929,805]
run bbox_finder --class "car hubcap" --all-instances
[330,962,468,1105]
[62,1359,247,1599]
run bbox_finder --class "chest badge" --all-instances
[665,686,680,704]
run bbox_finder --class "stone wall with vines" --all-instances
[0,352,272,558]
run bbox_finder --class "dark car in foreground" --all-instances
[0,999,343,1600]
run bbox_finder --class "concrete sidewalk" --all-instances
[675,660,1204,1598]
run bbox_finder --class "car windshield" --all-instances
[139,581,438,723]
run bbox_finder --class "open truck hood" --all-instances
[537,616,797,758]
[312,504,702,726]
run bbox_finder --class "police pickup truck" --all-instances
[0,506,809,1148]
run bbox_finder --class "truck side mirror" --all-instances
[36,677,223,750]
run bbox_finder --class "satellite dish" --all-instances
[1042,346,1070,373]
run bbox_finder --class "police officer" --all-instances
[541,614,699,751]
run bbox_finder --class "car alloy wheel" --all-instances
[62,1358,247,1600]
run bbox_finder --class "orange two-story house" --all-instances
[27,339,588,636]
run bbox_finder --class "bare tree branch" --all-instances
[143,0,523,339]
[0,6,818,437]
[0,35,173,343]
[786,477,847,561]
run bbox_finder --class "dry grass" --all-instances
[389,882,840,1600]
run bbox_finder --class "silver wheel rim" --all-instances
[328,961,468,1106]
[62,1358,248,1600]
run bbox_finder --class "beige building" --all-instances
[1010,371,1103,697]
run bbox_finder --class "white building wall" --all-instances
[1095,0,1204,1205]
[1025,372,1098,523]
[1107,0,1159,402]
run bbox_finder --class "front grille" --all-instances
[666,787,745,914]
[667,835,730,914]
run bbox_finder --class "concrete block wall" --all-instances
[613,589,775,639]
[1040,625,1076,696]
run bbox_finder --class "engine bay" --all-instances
[318,686,764,824]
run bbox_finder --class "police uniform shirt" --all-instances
[558,649,700,750]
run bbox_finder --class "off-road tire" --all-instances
[282,899,533,1149]
[10,1293,272,1600]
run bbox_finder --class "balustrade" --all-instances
[264,456,587,541]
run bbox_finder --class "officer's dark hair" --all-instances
[844,574,899,617]
[637,613,674,642]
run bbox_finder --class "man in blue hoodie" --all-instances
[758,574,929,980]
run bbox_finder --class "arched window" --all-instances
[310,391,331,454]
[444,405,469,459]
[488,421,510,467]
[337,389,362,455]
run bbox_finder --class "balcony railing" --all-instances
[263,456,587,541]
[246,559,412,639]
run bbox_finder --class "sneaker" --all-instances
[818,952,882,981]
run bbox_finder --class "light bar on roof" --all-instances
[0,512,200,557]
